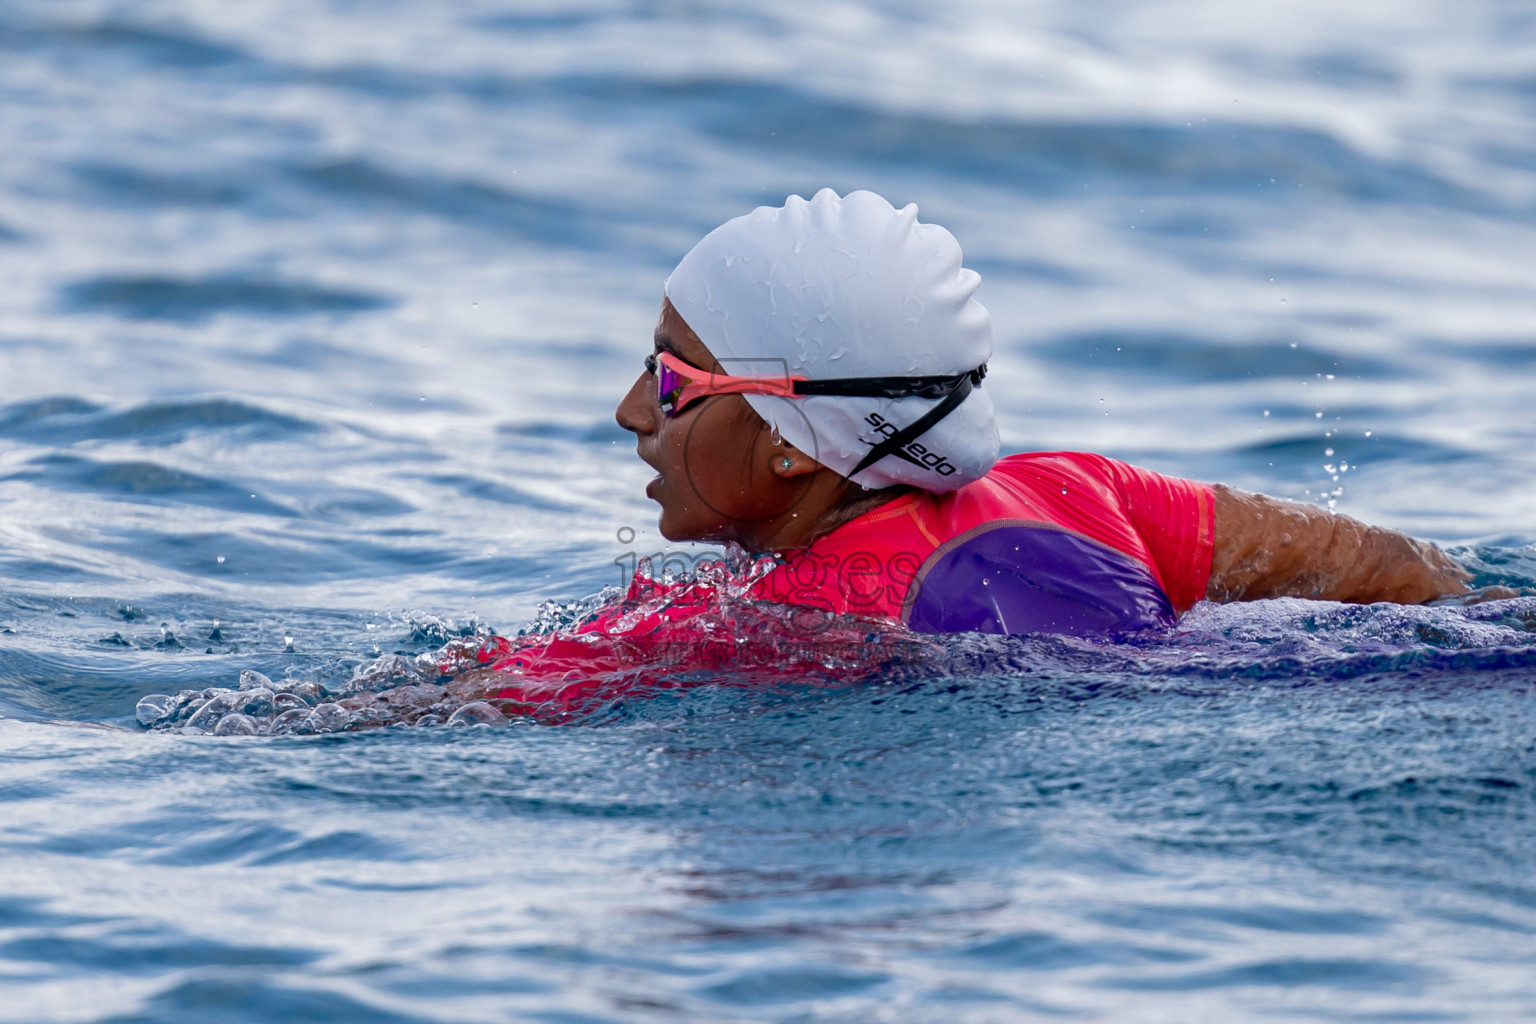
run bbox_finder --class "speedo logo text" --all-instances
[863,413,957,476]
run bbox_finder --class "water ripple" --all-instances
[291,158,602,246]
[60,275,392,322]
[0,396,321,445]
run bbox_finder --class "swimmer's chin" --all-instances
[654,514,697,544]
[646,478,734,544]
[652,508,727,545]
[645,483,686,543]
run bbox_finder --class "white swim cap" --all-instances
[664,188,998,493]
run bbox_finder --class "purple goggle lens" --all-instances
[643,353,690,417]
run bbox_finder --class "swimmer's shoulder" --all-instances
[984,450,1129,495]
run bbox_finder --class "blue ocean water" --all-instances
[3,0,1536,1020]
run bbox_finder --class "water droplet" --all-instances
[216,555,226,564]
[1325,448,1334,457]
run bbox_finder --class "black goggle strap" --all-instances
[792,365,985,400]
[643,353,985,475]
[846,369,980,480]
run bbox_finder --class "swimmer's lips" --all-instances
[637,450,665,500]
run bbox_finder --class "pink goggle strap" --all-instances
[653,351,801,415]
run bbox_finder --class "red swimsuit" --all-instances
[472,453,1214,710]
[750,451,1213,634]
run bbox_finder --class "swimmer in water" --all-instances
[613,189,1515,637]
[345,188,1519,719]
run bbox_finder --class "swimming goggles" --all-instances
[643,351,987,478]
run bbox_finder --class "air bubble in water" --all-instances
[306,703,349,733]
[239,670,273,691]
[347,653,432,692]
[136,694,172,726]
[269,708,309,735]
[213,713,259,736]
[283,680,325,703]
[446,702,507,727]
[237,688,274,718]
[272,692,308,712]
[186,693,236,731]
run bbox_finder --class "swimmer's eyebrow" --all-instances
[651,330,682,357]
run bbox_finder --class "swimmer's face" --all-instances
[615,299,814,545]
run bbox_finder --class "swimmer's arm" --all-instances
[1205,484,1474,604]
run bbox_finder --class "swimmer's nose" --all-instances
[615,370,655,436]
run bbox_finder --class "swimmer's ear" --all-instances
[769,448,820,478]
